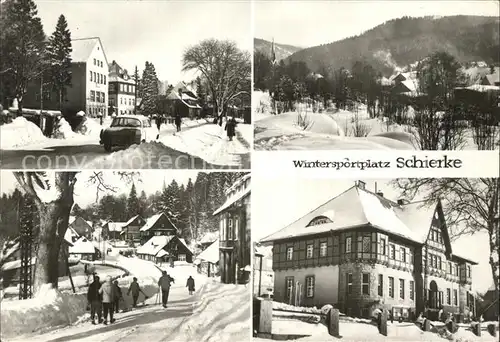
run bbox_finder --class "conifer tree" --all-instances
[46,14,72,110]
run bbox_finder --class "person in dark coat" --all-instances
[158,271,175,308]
[127,277,146,308]
[225,117,237,141]
[87,275,102,324]
[112,280,123,314]
[156,115,162,131]
[186,276,195,295]
[175,114,182,132]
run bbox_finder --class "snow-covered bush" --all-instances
[74,116,102,136]
[52,118,76,139]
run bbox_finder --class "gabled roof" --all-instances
[139,213,178,232]
[136,235,175,256]
[196,239,219,264]
[198,231,219,245]
[165,91,202,109]
[261,186,428,244]
[71,37,108,66]
[123,215,142,227]
[213,185,251,216]
[69,237,95,254]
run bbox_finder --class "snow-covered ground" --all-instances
[4,265,250,342]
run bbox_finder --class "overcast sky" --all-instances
[253,178,494,294]
[1,171,199,207]
[35,0,251,83]
[255,0,499,47]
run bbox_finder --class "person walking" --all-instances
[156,115,162,132]
[186,276,195,295]
[174,114,182,132]
[87,275,103,325]
[127,277,146,308]
[225,117,237,141]
[112,280,123,314]
[158,271,175,308]
[99,276,115,325]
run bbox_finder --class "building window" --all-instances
[390,244,395,259]
[228,218,233,240]
[104,75,106,85]
[438,256,442,270]
[93,72,97,83]
[320,242,327,257]
[285,277,294,300]
[410,280,414,300]
[453,289,458,306]
[100,74,103,84]
[467,265,471,277]
[234,217,239,240]
[90,90,95,102]
[96,92,101,103]
[305,276,314,298]
[306,244,313,259]
[286,247,293,261]
[401,247,406,262]
[178,254,186,261]
[102,92,105,103]
[90,71,93,81]
[389,277,394,298]
[347,273,353,294]
[455,264,459,277]
[380,238,386,255]
[378,274,383,296]
[399,279,405,299]
[93,58,96,65]
[362,236,371,253]
[446,288,451,305]
[345,237,351,253]
[362,273,369,294]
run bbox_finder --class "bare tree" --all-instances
[394,178,499,298]
[182,39,250,125]
[351,112,371,137]
[12,171,139,295]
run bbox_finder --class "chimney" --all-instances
[356,180,366,190]
[376,192,384,198]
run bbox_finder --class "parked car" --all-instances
[99,115,159,152]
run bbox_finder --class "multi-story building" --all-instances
[24,37,109,118]
[139,213,178,244]
[214,174,251,284]
[261,181,477,320]
[108,60,137,115]
[120,215,146,245]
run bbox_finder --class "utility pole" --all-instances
[18,196,33,300]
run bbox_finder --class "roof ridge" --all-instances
[260,184,357,242]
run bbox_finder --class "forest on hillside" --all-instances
[0,172,248,246]
[286,16,500,76]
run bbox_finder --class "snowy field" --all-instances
[253,90,497,151]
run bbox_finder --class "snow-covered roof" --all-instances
[64,226,80,243]
[456,84,500,93]
[261,186,428,244]
[166,91,202,109]
[139,213,177,232]
[106,222,126,232]
[196,239,219,264]
[226,173,251,194]
[198,231,219,245]
[213,186,251,216]
[69,216,76,225]
[71,37,108,66]
[156,249,169,258]
[136,235,174,256]
[123,215,140,227]
[69,237,95,255]
[178,238,192,253]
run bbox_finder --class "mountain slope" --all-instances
[254,38,303,62]
[285,15,500,76]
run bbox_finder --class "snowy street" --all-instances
[0,118,251,169]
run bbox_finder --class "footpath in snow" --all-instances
[160,120,251,168]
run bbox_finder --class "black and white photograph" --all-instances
[253,1,500,151]
[0,0,251,169]
[253,177,499,341]
[0,170,251,341]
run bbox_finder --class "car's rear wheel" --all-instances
[104,141,112,152]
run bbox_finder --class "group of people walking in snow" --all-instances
[87,272,196,324]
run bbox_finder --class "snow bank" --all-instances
[0,117,47,149]
[52,118,77,139]
[237,123,252,147]
[0,284,87,340]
